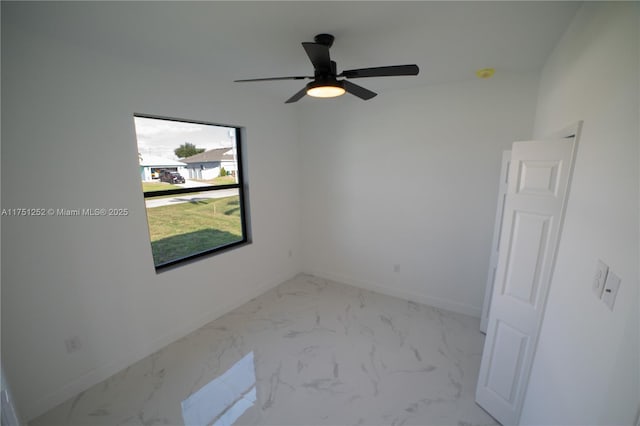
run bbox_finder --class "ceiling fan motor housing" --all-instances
[306,77,343,91]
[315,61,338,79]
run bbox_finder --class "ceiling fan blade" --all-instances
[234,76,311,82]
[339,64,419,79]
[343,80,377,100]
[302,42,331,72]
[285,87,308,104]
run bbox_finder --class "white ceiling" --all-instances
[8,1,580,100]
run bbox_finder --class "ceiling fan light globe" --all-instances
[307,85,346,98]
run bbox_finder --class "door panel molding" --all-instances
[480,151,512,333]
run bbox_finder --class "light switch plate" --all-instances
[602,271,621,311]
[592,260,608,298]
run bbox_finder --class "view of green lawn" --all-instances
[146,196,243,265]
[198,175,237,186]
[142,181,181,192]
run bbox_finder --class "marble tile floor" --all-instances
[31,275,498,426]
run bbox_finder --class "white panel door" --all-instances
[480,150,511,333]
[476,138,577,425]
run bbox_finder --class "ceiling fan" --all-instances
[234,34,420,103]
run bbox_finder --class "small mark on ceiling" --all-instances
[475,68,495,79]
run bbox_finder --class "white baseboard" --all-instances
[24,271,298,422]
[306,269,482,318]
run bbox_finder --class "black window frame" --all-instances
[135,113,249,271]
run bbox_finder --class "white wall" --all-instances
[1,11,301,421]
[298,73,538,317]
[520,3,639,425]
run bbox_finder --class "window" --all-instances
[133,114,249,270]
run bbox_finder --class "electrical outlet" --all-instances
[602,271,621,311]
[65,336,82,353]
[592,260,608,298]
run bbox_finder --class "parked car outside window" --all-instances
[159,170,185,184]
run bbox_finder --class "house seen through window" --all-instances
[134,114,248,270]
